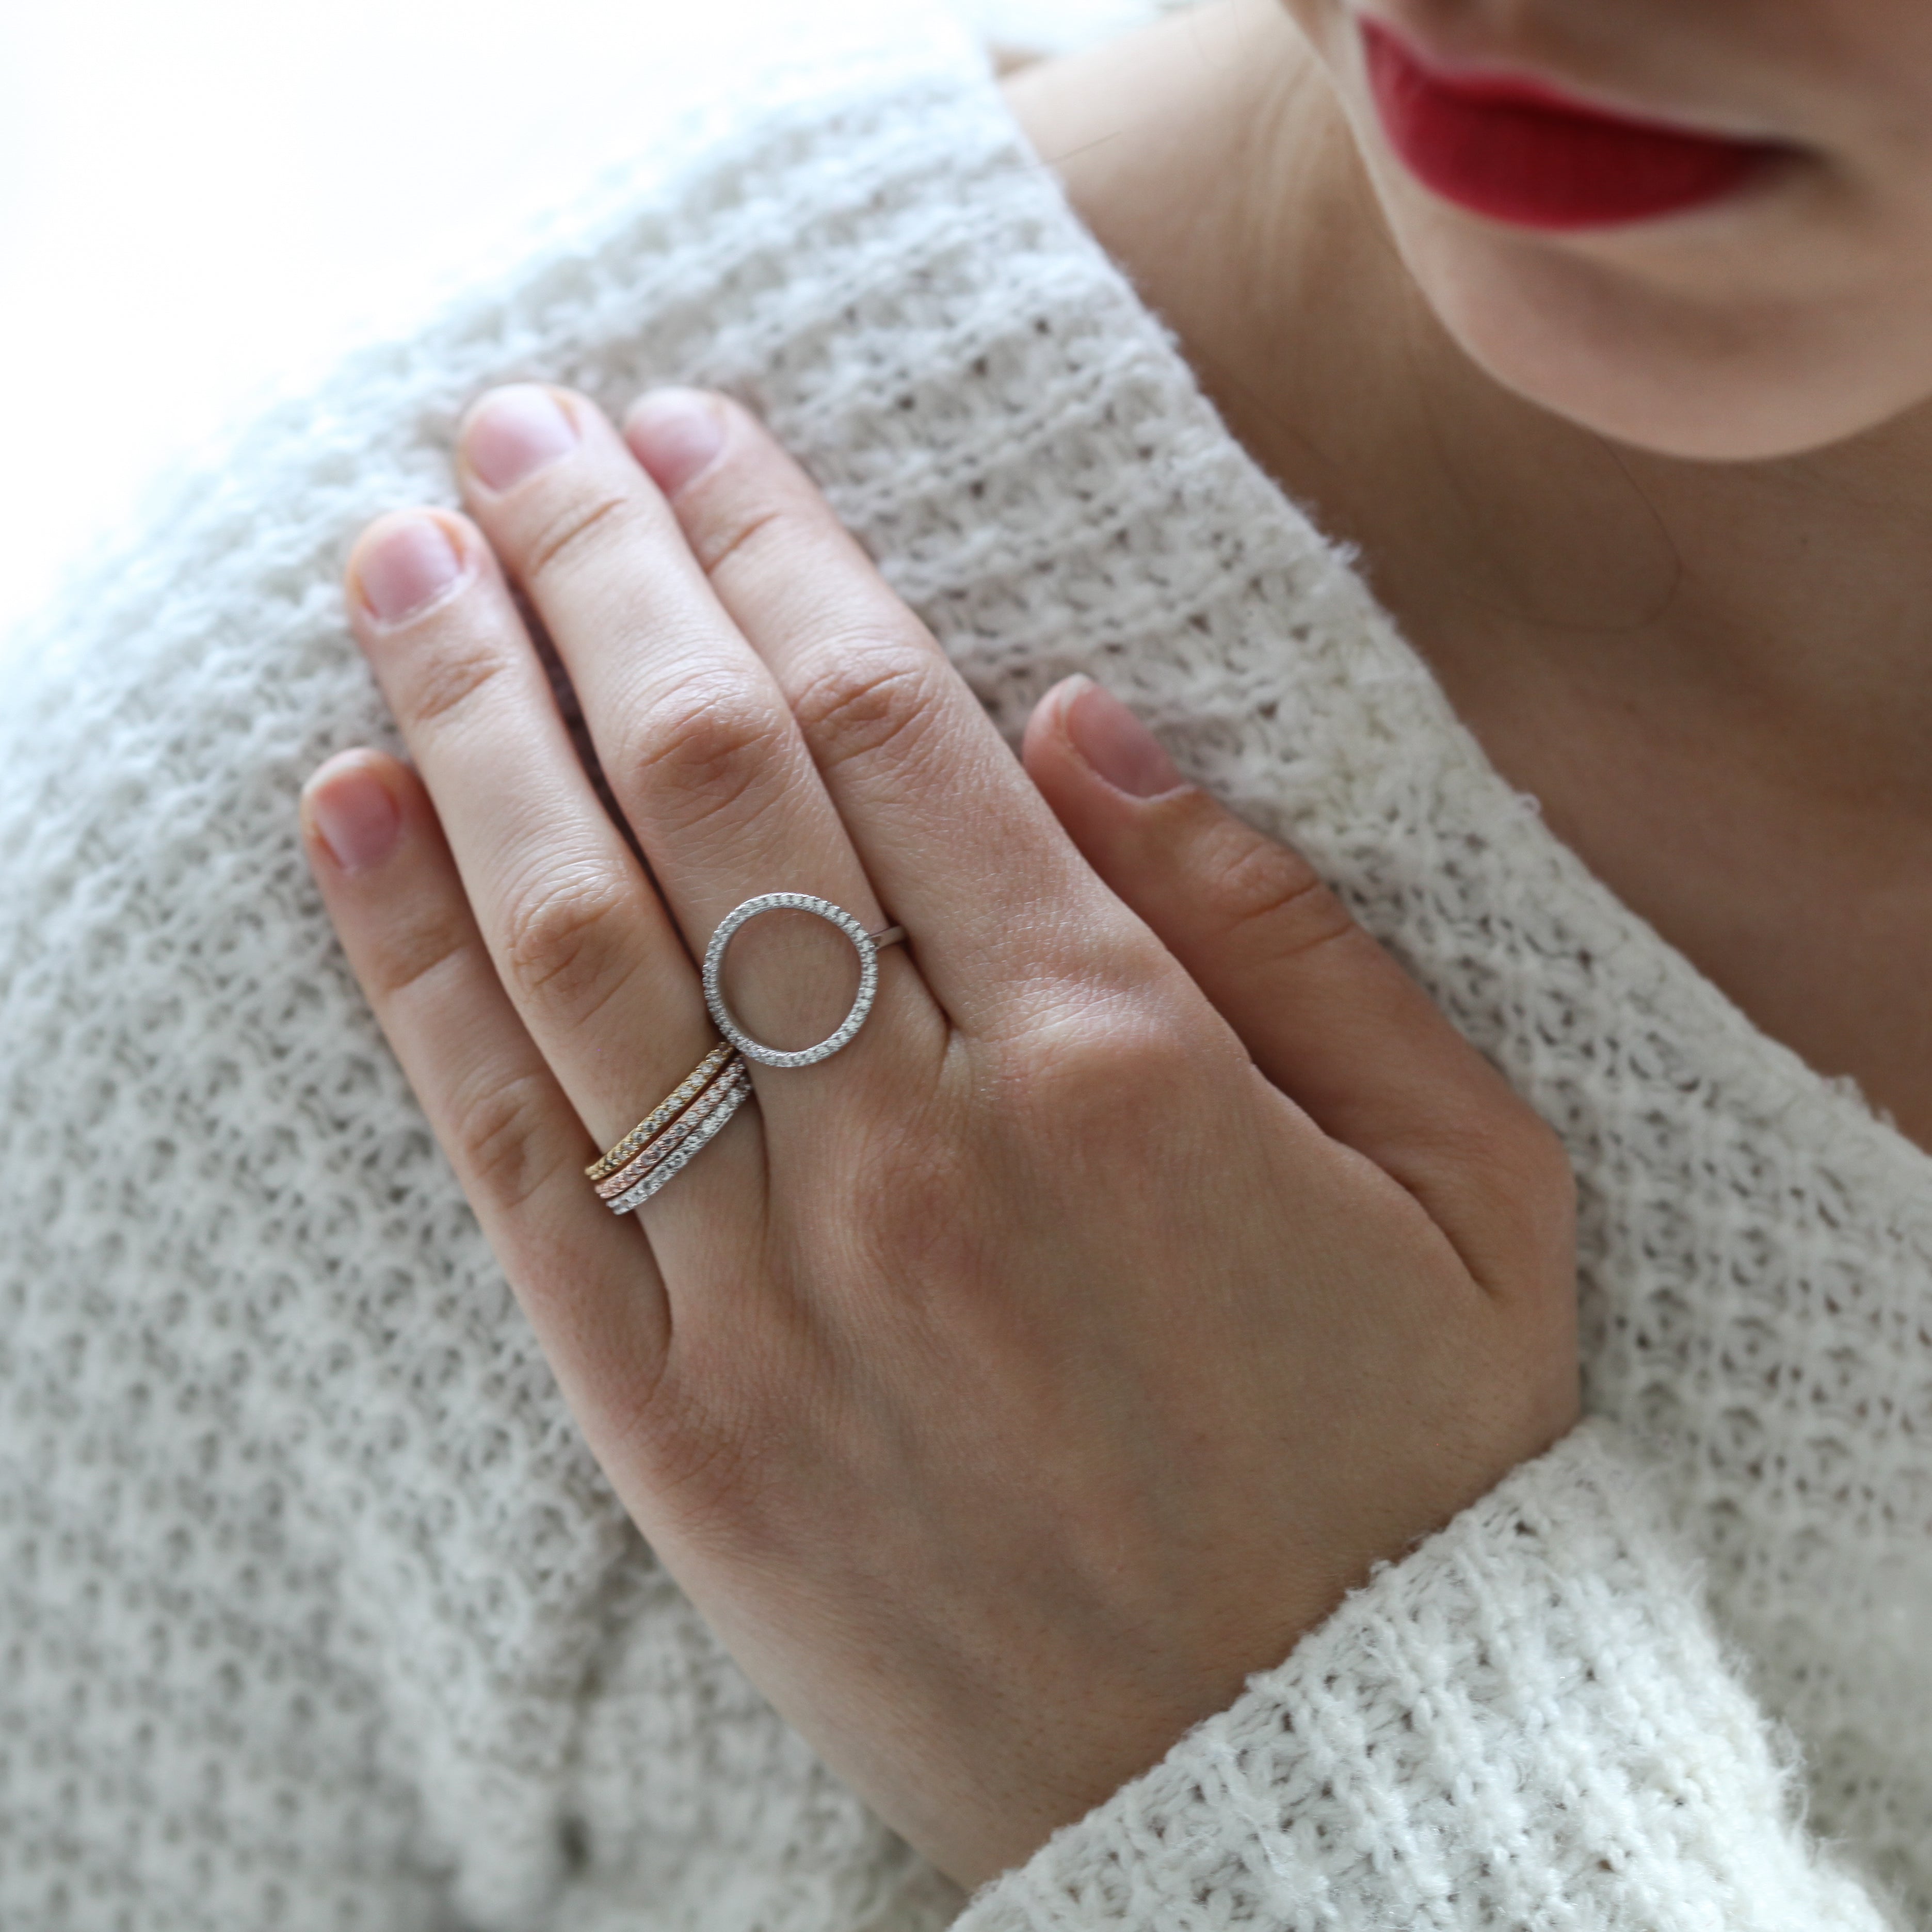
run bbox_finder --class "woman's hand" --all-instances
[301,384,1578,1892]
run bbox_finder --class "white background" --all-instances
[0,0,1152,652]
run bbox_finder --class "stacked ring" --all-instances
[586,1040,736,1184]
[604,1058,753,1216]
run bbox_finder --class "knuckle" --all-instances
[1439,1095,1578,1294]
[844,1121,976,1279]
[496,865,637,1018]
[367,916,471,1009]
[1511,1106,1576,1198]
[1466,1093,1574,1211]
[1005,992,1201,1139]
[636,1349,796,1552]
[519,488,637,587]
[448,1067,562,1218]
[405,640,513,735]
[687,496,792,579]
[1206,828,1355,965]
[1502,1109,1579,1246]
[788,640,942,775]
[650,1412,771,1542]
[627,676,791,835]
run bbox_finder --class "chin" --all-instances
[1379,185,1932,464]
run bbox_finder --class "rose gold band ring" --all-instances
[602,1058,753,1215]
[594,1056,748,1202]
[585,1040,735,1184]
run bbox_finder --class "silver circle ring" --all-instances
[701,893,904,1070]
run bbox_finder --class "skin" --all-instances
[1005,0,1932,1147]
[301,0,1932,1892]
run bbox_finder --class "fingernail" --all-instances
[625,388,726,495]
[464,384,578,491]
[307,756,403,876]
[1064,678,1185,798]
[355,513,464,625]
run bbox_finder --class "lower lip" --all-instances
[1362,21,1783,231]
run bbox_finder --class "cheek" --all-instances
[1808,0,1932,135]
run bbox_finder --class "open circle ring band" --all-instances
[702,892,907,1069]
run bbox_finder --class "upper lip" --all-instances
[1353,7,1786,146]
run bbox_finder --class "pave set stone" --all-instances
[607,1067,754,1216]
[595,1057,750,1202]
[701,892,882,1070]
[585,1040,735,1183]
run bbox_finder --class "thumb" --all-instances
[1022,675,1572,1297]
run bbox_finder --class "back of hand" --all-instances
[301,383,1579,1891]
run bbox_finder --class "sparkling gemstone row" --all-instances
[585,1041,734,1182]
[594,1058,749,1201]
[702,892,879,1070]
[609,1073,754,1215]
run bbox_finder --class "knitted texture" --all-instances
[959,1424,1891,1931]
[0,5,1926,1927]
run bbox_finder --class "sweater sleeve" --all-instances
[954,1420,1900,1932]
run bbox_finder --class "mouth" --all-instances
[1361,19,1792,232]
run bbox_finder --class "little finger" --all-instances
[343,509,768,1277]
[299,748,673,1439]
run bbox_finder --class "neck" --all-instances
[1004,0,1932,815]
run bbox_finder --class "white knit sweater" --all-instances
[2,5,1926,1927]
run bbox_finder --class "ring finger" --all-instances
[342,505,768,1238]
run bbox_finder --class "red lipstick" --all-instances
[1362,21,1785,231]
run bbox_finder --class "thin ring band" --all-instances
[586,1040,736,1182]
[608,1064,754,1215]
[702,893,906,1070]
[594,1054,748,1201]
[589,900,908,1211]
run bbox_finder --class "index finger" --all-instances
[622,389,1140,1028]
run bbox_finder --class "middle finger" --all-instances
[454,385,945,1094]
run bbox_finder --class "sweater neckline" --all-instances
[940,36,1932,1219]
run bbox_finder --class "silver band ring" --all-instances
[606,1060,754,1214]
[586,1040,735,1183]
[595,1053,747,1200]
[702,892,906,1069]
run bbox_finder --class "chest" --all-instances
[1248,606,1932,1913]
[1414,636,1932,1155]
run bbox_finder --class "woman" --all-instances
[1,0,1923,1923]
